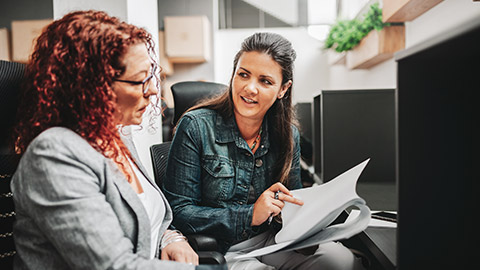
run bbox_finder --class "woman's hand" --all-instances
[251,182,304,226]
[161,230,199,265]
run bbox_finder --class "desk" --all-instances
[342,227,396,270]
[360,227,395,269]
[337,211,396,270]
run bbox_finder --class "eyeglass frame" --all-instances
[114,65,156,95]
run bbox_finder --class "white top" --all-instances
[129,158,165,259]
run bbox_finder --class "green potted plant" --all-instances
[324,3,405,69]
[324,3,390,53]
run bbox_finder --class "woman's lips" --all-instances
[241,96,257,104]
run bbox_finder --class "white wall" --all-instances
[214,27,328,104]
[405,0,480,48]
[324,0,480,93]
[326,56,397,91]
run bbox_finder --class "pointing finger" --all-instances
[278,193,304,206]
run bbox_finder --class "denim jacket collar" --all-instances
[214,113,271,151]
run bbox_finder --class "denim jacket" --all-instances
[163,108,301,253]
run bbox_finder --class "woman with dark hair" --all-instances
[163,32,364,269]
[11,10,199,269]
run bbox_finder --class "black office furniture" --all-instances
[395,18,478,269]
[312,89,397,211]
[294,102,315,186]
[317,89,396,184]
[336,211,396,270]
[0,60,25,269]
[170,81,227,126]
[150,142,226,265]
[312,95,322,180]
[152,80,230,264]
[294,102,313,143]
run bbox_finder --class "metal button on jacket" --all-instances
[255,159,263,167]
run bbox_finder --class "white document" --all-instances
[235,159,372,259]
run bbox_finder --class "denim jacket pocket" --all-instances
[202,156,236,203]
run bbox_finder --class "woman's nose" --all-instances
[145,77,160,97]
[244,80,258,95]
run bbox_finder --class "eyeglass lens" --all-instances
[143,66,156,94]
[143,76,152,94]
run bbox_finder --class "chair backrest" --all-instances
[170,81,227,126]
[149,141,172,188]
[0,60,25,269]
[0,60,24,151]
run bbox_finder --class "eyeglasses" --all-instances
[114,65,156,95]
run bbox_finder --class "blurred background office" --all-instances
[2,0,479,103]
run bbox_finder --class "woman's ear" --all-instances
[278,80,292,99]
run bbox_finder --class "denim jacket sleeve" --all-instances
[163,116,254,250]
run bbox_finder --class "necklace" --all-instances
[250,127,263,151]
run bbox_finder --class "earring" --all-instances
[278,94,283,99]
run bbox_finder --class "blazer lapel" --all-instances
[121,134,156,185]
[120,133,174,251]
[108,158,151,258]
[126,138,173,223]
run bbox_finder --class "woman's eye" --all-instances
[238,72,248,78]
[262,79,272,85]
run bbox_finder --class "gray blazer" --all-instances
[11,127,193,270]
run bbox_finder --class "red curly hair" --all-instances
[14,10,161,181]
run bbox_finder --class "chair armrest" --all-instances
[186,234,218,252]
[186,234,226,265]
[197,251,227,265]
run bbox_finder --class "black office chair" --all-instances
[0,60,25,270]
[150,142,225,265]
[170,81,227,126]
[152,81,229,264]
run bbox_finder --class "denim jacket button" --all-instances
[255,159,263,167]
[237,201,244,205]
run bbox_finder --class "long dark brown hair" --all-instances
[186,32,297,186]
[14,10,161,180]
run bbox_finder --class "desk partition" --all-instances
[395,17,478,270]
[313,89,397,210]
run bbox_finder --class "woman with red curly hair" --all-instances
[10,10,200,269]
